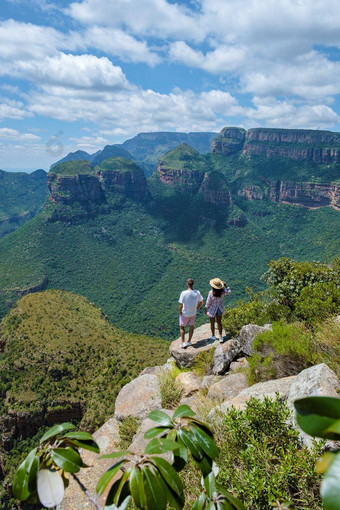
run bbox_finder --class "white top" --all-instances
[179,289,204,317]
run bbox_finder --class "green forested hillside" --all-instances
[0,289,168,429]
[0,169,48,238]
[0,191,338,339]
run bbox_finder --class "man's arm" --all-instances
[179,303,183,315]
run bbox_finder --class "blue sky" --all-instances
[1,0,340,171]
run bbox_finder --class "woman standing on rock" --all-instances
[205,278,231,343]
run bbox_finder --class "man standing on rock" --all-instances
[179,278,203,348]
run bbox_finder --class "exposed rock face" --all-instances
[211,127,246,155]
[269,180,340,210]
[198,172,231,206]
[96,168,147,200]
[114,373,162,420]
[48,173,104,205]
[213,339,242,375]
[207,373,249,401]
[238,324,272,356]
[237,185,265,201]
[170,323,220,368]
[175,372,203,397]
[158,163,204,193]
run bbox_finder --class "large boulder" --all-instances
[213,375,296,412]
[229,357,249,373]
[207,373,249,401]
[212,339,241,375]
[238,324,272,356]
[114,374,162,420]
[170,323,220,368]
[61,418,121,509]
[175,372,203,397]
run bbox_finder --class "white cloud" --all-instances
[85,27,161,65]
[0,99,32,120]
[0,128,41,141]
[67,0,202,40]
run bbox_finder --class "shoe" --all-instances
[209,336,217,341]
[219,337,223,343]
[180,342,186,348]
[187,341,192,347]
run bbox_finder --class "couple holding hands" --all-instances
[178,277,231,348]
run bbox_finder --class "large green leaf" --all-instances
[204,472,216,499]
[12,448,38,500]
[109,469,131,507]
[144,438,179,455]
[100,451,131,459]
[154,469,184,509]
[325,419,340,436]
[150,456,184,498]
[65,438,100,453]
[130,466,146,509]
[104,495,131,510]
[177,428,202,460]
[195,455,213,477]
[142,467,166,510]
[173,405,196,419]
[191,424,219,459]
[148,410,174,427]
[294,397,340,439]
[191,492,206,510]
[96,460,126,495]
[144,426,171,439]
[50,447,82,473]
[37,469,64,508]
[173,444,188,472]
[217,485,247,510]
[40,423,75,443]
[320,452,340,510]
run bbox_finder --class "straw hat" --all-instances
[210,277,224,289]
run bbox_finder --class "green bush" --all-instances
[216,396,322,509]
[295,282,340,325]
[118,416,141,450]
[158,366,182,409]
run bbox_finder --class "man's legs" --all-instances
[188,325,194,342]
[180,325,186,343]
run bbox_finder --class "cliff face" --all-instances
[198,172,232,206]
[212,127,340,164]
[48,158,148,213]
[158,163,205,193]
[269,181,340,209]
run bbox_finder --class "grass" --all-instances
[118,416,141,449]
[158,362,182,408]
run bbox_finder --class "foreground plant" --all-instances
[294,396,340,510]
[12,422,99,508]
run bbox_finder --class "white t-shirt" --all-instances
[179,289,204,317]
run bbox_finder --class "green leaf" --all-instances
[154,469,184,509]
[50,447,82,474]
[325,419,340,435]
[316,452,337,474]
[173,404,196,419]
[12,448,38,500]
[100,451,131,459]
[191,424,219,459]
[144,438,180,455]
[173,445,188,472]
[63,431,96,441]
[204,472,216,499]
[150,456,184,498]
[37,469,64,508]
[65,438,100,453]
[144,426,171,439]
[40,423,75,443]
[195,455,213,477]
[96,460,126,495]
[192,492,206,510]
[104,495,131,510]
[130,466,146,508]
[177,428,202,460]
[321,452,340,510]
[148,410,173,427]
[167,429,177,441]
[108,469,131,507]
[142,466,166,510]
[294,397,340,439]
[217,485,247,510]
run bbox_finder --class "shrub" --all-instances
[295,282,340,325]
[191,349,215,376]
[246,321,316,383]
[118,416,141,450]
[313,318,340,378]
[216,396,322,509]
[158,365,182,409]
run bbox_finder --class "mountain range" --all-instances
[0,126,339,339]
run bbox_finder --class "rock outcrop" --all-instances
[198,172,231,206]
[114,373,162,420]
[211,127,246,155]
[269,180,340,210]
[170,323,220,368]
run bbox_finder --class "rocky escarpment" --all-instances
[212,126,340,164]
[198,172,232,206]
[238,180,340,209]
[47,158,148,219]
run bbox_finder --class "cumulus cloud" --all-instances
[0,127,41,141]
[0,99,32,120]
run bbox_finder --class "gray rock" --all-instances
[238,323,272,356]
[140,366,162,375]
[213,339,241,375]
[170,323,220,368]
[202,375,222,389]
[213,375,296,412]
[207,373,249,401]
[229,357,249,373]
[179,395,204,417]
[129,410,173,456]
[175,372,203,397]
[114,374,162,420]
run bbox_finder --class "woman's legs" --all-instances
[209,317,215,337]
[216,314,223,338]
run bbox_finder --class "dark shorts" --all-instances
[214,309,223,318]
